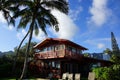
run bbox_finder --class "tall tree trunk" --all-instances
[12,30,30,76]
[19,26,34,79]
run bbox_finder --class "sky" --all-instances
[0,0,120,53]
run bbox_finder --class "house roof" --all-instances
[34,38,88,50]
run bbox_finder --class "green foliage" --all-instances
[103,48,112,56]
[110,55,120,64]
[14,42,37,62]
[93,67,110,80]
[0,51,14,64]
[93,65,120,80]
[109,55,120,80]
[83,53,90,57]
[0,42,37,78]
[0,62,13,77]
[93,54,120,80]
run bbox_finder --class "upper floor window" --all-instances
[77,49,82,54]
[35,49,40,53]
[72,47,76,53]
[39,44,65,52]
[55,44,64,51]
[66,45,76,53]
[41,47,47,52]
[47,46,51,51]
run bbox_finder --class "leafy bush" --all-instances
[93,55,120,80]
[93,67,110,80]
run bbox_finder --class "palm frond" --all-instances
[17,15,31,29]
[46,12,59,32]
[0,0,17,26]
[18,0,33,8]
[37,6,59,32]
[43,18,52,26]
[41,0,69,14]
[37,17,47,35]
[13,8,29,18]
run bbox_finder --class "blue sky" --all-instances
[0,0,120,53]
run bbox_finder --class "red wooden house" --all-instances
[31,38,112,78]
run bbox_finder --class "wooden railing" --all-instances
[65,50,83,59]
[35,49,83,59]
[35,50,65,59]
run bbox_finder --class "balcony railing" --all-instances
[35,50,65,59]
[35,49,83,59]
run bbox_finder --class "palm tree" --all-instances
[11,0,69,79]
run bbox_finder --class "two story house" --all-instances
[30,38,112,78]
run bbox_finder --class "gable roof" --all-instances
[34,38,88,50]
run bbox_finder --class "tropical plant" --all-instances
[110,55,120,64]
[83,52,90,57]
[1,0,69,79]
[93,54,120,80]
[14,42,37,62]
[93,67,110,80]
[103,48,112,57]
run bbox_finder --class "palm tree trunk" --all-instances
[12,30,30,75]
[19,26,34,79]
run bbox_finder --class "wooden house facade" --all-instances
[31,38,112,78]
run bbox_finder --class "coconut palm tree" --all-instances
[11,0,69,79]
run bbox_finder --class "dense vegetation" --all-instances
[93,52,120,80]
[0,42,36,78]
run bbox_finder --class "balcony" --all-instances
[35,49,83,60]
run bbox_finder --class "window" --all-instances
[47,46,51,51]
[41,47,47,52]
[77,49,82,54]
[55,45,59,50]
[35,49,40,53]
[51,46,54,51]
[61,44,64,49]
[66,45,76,53]
[72,47,76,53]
[55,61,60,69]
[52,61,55,68]
[67,46,72,51]
[51,61,60,69]
[55,45,63,50]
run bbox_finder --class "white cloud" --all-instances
[0,11,14,31]
[51,9,78,40]
[69,6,83,21]
[0,12,6,23]
[84,38,110,49]
[0,23,14,31]
[88,0,112,27]
[97,43,105,49]
[33,29,46,41]
[8,25,14,30]
[16,29,46,41]
[85,38,110,44]
[16,29,27,40]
